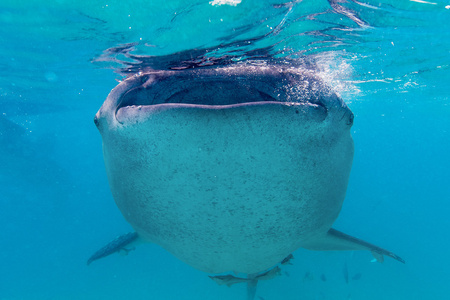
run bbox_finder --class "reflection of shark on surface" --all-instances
[87,62,405,299]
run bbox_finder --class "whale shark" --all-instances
[90,62,404,298]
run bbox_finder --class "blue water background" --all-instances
[1,0,449,299]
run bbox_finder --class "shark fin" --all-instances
[301,228,405,264]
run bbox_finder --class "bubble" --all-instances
[45,72,58,82]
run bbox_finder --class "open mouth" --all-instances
[117,79,280,109]
[114,69,329,112]
[92,66,349,129]
[94,65,354,133]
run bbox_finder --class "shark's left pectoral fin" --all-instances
[302,228,405,264]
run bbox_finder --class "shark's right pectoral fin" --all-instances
[301,228,405,264]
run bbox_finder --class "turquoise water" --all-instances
[1,0,449,299]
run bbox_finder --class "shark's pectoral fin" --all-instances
[301,228,405,264]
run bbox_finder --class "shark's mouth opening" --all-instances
[117,78,284,110]
[96,67,353,136]
[107,69,336,126]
